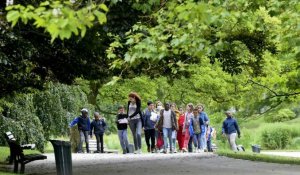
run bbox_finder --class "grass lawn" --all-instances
[0,171,16,175]
[217,149,300,165]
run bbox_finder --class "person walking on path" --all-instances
[143,101,157,153]
[197,104,209,151]
[182,103,194,152]
[127,92,143,154]
[191,107,204,152]
[70,108,91,153]
[116,105,130,154]
[171,103,180,153]
[222,111,241,151]
[206,125,216,152]
[90,112,107,153]
[177,107,185,152]
[156,102,178,153]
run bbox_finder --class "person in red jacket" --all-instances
[177,107,185,152]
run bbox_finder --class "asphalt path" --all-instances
[19,152,300,175]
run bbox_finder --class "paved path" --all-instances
[13,152,300,175]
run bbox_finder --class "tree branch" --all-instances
[247,79,300,98]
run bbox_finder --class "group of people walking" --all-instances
[70,92,241,154]
[115,92,216,154]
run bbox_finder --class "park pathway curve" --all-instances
[13,152,300,175]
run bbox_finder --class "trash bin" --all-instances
[50,140,72,175]
[251,144,261,153]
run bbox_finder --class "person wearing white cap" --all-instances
[70,108,91,153]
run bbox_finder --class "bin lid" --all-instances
[50,140,71,146]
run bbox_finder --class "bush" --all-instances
[264,108,296,123]
[261,126,292,149]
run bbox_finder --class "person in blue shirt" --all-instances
[70,108,91,153]
[143,101,156,153]
[222,110,241,151]
[90,112,107,153]
[197,104,209,152]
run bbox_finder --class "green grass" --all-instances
[104,132,149,153]
[0,171,16,175]
[217,149,300,165]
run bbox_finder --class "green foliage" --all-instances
[0,83,90,151]
[261,126,292,149]
[264,108,296,123]
[6,1,108,42]
[0,94,45,152]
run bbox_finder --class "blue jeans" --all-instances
[193,133,201,149]
[200,133,207,150]
[172,130,177,150]
[118,130,129,151]
[79,130,89,153]
[163,128,172,151]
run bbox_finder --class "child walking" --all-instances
[90,112,107,153]
[177,107,185,152]
[116,105,130,154]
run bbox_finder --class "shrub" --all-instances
[261,126,292,149]
[264,108,296,123]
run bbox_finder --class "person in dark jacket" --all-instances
[90,112,107,153]
[143,101,156,153]
[127,92,143,154]
[116,105,129,154]
[156,102,178,154]
[70,108,91,153]
[222,111,241,151]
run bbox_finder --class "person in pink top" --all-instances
[182,103,194,152]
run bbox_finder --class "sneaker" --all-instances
[147,147,150,153]
[174,149,177,153]
[163,149,167,154]
[136,149,142,154]
[182,148,187,153]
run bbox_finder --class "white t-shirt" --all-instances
[163,110,172,128]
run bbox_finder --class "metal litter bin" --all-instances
[251,144,261,153]
[50,140,72,175]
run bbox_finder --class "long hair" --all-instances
[128,92,141,101]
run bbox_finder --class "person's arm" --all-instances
[129,100,142,118]
[222,121,225,135]
[204,113,209,125]
[199,116,204,126]
[87,117,91,131]
[234,119,241,137]
[69,117,79,127]
[90,122,94,136]
[172,111,178,130]
[206,127,211,139]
